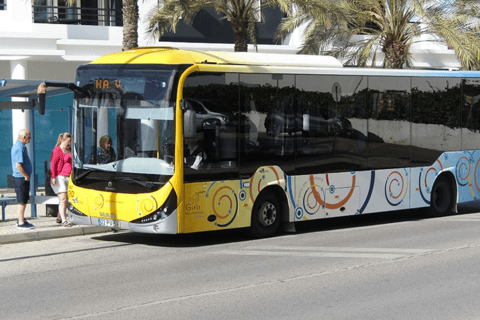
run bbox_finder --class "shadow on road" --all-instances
[92,228,253,248]
[92,202,480,247]
[457,200,480,214]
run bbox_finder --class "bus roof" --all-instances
[89,47,480,78]
[89,47,344,68]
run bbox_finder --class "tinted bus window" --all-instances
[329,75,369,172]
[183,72,239,182]
[367,76,411,169]
[411,77,461,165]
[239,73,295,176]
[295,75,369,173]
[462,79,480,150]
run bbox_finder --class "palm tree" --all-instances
[122,0,139,50]
[146,0,289,52]
[276,0,480,69]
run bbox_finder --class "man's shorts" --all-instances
[12,176,30,204]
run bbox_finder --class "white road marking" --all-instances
[214,246,431,259]
[248,246,430,254]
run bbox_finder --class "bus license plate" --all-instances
[98,218,119,228]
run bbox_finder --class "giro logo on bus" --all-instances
[95,79,122,89]
[186,203,201,211]
[185,191,204,212]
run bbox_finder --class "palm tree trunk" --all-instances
[383,39,407,69]
[231,17,249,52]
[122,0,138,51]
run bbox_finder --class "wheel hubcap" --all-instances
[259,202,276,227]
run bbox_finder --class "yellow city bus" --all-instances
[58,47,480,237]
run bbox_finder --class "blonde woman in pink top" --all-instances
[50,132,73,227]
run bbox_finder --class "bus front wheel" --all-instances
[429,176,454,217]
[250,191,281,238]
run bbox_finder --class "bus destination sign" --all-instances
[94,79,122,90]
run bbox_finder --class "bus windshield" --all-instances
[73,67,176,178]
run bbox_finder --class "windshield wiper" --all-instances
[74,169,95,181]
[74,165,116,181]
[118,177,161,189]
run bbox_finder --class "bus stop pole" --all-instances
[29,106,37,218]
[68,105,73,133]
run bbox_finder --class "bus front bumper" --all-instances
[67,209,178,234]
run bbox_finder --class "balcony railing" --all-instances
[32,5,122,26]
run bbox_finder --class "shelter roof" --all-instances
[0,79,71,111]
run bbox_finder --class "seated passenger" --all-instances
[184,138,203,170]
[96,135,116,163]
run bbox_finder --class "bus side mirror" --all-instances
[184,109,196,139]
[37,82,46,115]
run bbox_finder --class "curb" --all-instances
[0,226,112,244]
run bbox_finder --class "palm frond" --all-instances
[146,0,285,51]
[147,0,212,39]
[277,0,480,68]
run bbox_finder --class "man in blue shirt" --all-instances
[11,129,34,229]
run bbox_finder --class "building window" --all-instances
[32,0,122,26]
[0,0,6,11]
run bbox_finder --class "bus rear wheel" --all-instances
[250,191,281,238]
[428,176,454,217]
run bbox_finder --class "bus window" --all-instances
[333,75,369,168]
[367,76,411,169]
[296,75,369,174]
[463,79,480,151]
[183,72,239,182]
[295,74,336,174]
[239,73,296,176]
[411,77,462,165]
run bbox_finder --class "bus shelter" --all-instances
[0,79,72,220]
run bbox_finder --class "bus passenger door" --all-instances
[182,72,242,232]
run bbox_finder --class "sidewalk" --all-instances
[0,189,112,244]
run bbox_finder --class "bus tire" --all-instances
[250,190,281,238]
[428,175,454,217]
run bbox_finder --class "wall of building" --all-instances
[0,61,10,78]
[27,61,85,81]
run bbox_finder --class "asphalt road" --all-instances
[2,204,480,320]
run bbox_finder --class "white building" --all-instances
[0,1,461,140]
[0,1,461,85]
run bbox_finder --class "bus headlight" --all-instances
[68,203,87,216]
[131,190,177,224]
